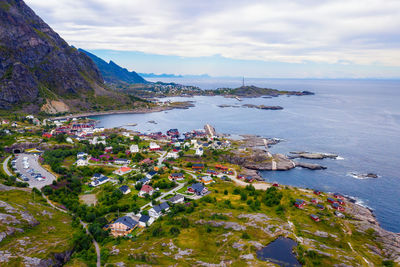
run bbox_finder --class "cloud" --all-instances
[25,0,400,67]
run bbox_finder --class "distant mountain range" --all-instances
[81,49,148,84]
[0,0,138,113]
[139,73,211,79]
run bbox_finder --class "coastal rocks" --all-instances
[240,254,254,260]
[295,162,327,170]
[289,151,338,159]
[232,242,245,251]
[349,172,378,179]
[242,104,283,110]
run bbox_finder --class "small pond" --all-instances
[256,237,301,266]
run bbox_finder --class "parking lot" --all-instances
[13,153,56,189]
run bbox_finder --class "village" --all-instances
[1,115,349,240]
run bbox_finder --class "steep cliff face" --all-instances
[81,49,148,84]
[0,0,104,110]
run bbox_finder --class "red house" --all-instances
[314,190,321,195]
[42,133,52,138]
[169,173,184,181]
[310,214,320,222]
[332,203,345,211]
[311,198,318,203]
[294,199,305,209]
[336,199,345,205]
[215,164,228,171]
[333,193,344,199]
[327,197,337,204]
[272,183,279,187]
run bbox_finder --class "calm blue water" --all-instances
[92,78,400,232]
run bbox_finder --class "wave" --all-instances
[336,156,345,160]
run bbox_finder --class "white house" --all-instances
[77,152,88,159]
[114,158,131,165]
[76,158,88,166]
[130,144,139,153]
[138,215,154,227]
[66,137,74,144]
[149,202,170,218]
[167,194,185,204]
[114,167,132,175]
[195,147,204,156]
[149,142,161,151]
[166,151,179,159]
[90,176,110,187]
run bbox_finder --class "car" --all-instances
[23,178,29,181]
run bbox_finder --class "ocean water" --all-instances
[92,78,400,233]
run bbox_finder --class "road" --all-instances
[43,195,101,267]
[2,155,12,176]
[140,181,187,211]
[14,153,56,189]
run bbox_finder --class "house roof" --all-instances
[171,173,183,177]
[115,158,129,162]
[153,202,170,213]
[139,177,150,184]
[202,176,213,182]
[119,185,130,193]
[119,167,131,172]
[114,216,137,229]
[167,194,184,203]
[188,183,205,193]
[148,170,157,176]
[192,163,204,167]
[139,214,150,223]
[141,184,154,193]
[98,176,109,183]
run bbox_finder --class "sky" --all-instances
[25,0,400,78]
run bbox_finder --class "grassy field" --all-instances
[97,180,386,266]
[0,189,78,266]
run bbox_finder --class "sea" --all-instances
[91,77,400,233]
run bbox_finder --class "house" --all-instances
[114,166,132,175]
[195,147,203,156]
[137,177,150,185]
[42,133,52,138]
[149,202,170,218]
[90,176,110,187]
[114,158,131,165]
[109,216,138,237]
[77,152,88,159]
[244,176,255,183]
[130,144,139,153]
[140,158,154,165]
[272,183,279,187]
[192,163,204,170]
[187,183,208,196]
[206,169,219,175]
[139,184,154,197]
[146,170,157,179]
[138,214,154,227]
[336,199,345,205]
[316,204,325,210]
[310,214,320,222]
[294,199,306,209]
[334,211,345,218]
[314,190,321,195]
[215,164,228,171]
[201,176,214,185]
[119,185,131,194]
[92,173,103,180]
[327,197,337,204]
[104,146,113,153]
[149,142,161,151]
[311,198,318,203]
[333,193,344,199]
[66,137,73,144]
[167,194,185,204]
[166,151,179,159]
[76,158,88,166]
[169,173,184,181]
[332,203,345,211]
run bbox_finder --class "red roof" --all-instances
[140,184,154,193]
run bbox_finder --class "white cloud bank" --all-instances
[26,0,400,67]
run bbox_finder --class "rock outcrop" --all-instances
[0,0,130,112]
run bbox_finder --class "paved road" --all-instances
[140,181,187,211]
[44,195,101,267]
[14,153,56,189]
[2,155,12,176]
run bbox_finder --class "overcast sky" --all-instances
[26,0,400,78]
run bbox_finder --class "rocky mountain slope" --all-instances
[0,0,137,113]
[80,49,148,84]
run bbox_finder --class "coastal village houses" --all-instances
[130,144,139,153]
[109,216,138,237]
[149,202,170,218]
[139,184,154,197]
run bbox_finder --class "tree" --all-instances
[169,227,180,237]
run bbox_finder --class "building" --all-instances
[195,147,203,156]
[130,144,139,153]
[114,166,132,176]
[90,175,109,187]
[114,158,131,165]
[138,214,154,227]
[192,163,204,170]
[167,194,185,204]
[139,184,154,197]
[76,158,88,166]
[201,176,214,185]
[327,197,337,204]
[294,199,306,209]
[119,185,131,194]
[149,202,170,218]
[109,216,138,237]
[77,152,88,159]
[146,170,157,179]
[149,142,161,151]
[166,151,179,159]
[187,183,208,196]
[104,146,113,153]
[168,173,184,181]
[140,158,154,165]
[310,214,320,222]
[137,177,150,185]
